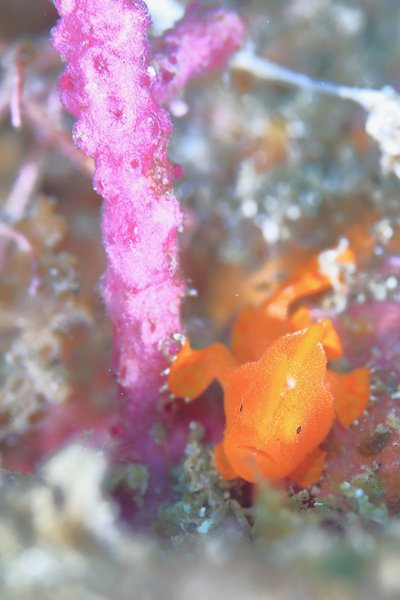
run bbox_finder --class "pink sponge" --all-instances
[52,0,185,422]
[51,2,245,498]
[152,3,245,106]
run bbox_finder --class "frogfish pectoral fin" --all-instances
[168,339,238,400]
[325,367,370,427]
[288,446,327,487]
[215,441,239,480]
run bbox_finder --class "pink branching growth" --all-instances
[51,0,185,421]
[152,3,245,106]
[51,0,245,474]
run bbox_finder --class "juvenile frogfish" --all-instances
[168,243,370,487]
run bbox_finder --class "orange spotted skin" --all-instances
[168,247,370,486]
[222,323,334,482]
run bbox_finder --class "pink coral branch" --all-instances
[51,1,245,509]
[152,3,245,106]
[52,0,185,426]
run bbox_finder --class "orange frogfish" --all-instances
[168,242,370,487]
